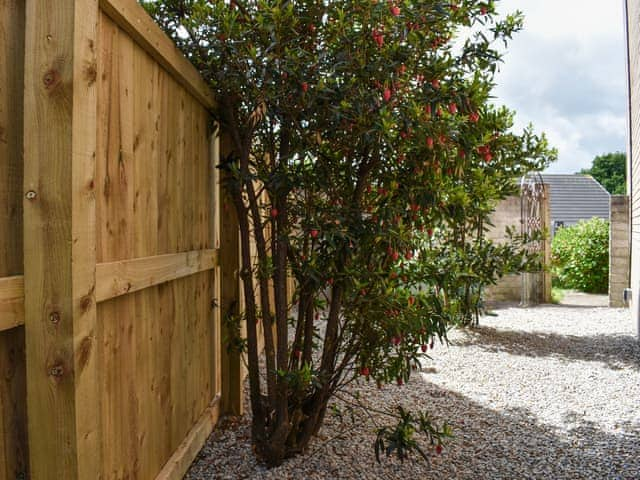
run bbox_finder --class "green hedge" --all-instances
[551,217,609,293]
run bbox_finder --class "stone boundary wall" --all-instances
[609,195,630,307]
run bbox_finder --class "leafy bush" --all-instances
[145,0,555,466]
[551,218,609,293]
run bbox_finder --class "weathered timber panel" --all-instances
[95,11,218,479]
[0,0,28,478]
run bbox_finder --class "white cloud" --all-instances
[492,0,627,173]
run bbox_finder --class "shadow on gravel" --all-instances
[417,383,640,479]
[453,327,640,371]
[185,377,640,479]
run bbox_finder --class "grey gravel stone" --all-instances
[185,304,640,479]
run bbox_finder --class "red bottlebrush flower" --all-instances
[484,152,493,162]
[391,251,400,261]
[372,30,384,48]
[436,444,443,455]
[427,228,434,237]
[469,111,479,123]
[431,78,440,89]
[426,136,434,149]
[480,5,488,15]
[383,88,392,102]
[397,377,404,386]
[405,251,413,260]
[421,344,428,353]
[270,208,279,218]
[458,149,466,159]
[436,107,443,117]
[327,277,334,285]
[398,63,407,75]
[408,296,415,306]
[390,4,400,16]
[310,229,319,238]
[360,366,370,376]
[293,349,302,359]
[425,104,432,117]
[448,102,458,114]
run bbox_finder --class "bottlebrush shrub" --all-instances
[551,218,609,293]
[416,224,546,328]
[144,0,555,467]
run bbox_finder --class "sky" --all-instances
[491,0,628,174]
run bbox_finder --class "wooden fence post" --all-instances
[23,1,101,478]
[218,135,244,416]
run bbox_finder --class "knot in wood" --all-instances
[42,69,60,90]
[49,365,64,377]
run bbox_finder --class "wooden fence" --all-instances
[0,0,243,478]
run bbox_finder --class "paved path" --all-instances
[559,290,609,307]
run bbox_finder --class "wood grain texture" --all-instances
[99,0,215,110]
[0,276,24,332]
[95,226,217,302]
[155,396,221,480]
[95,11,221,478]
[23,0,100,478]
[0,250,219,327]
[0,0,28,476]
[2,1,222,476]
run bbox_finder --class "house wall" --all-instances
[625,0,640,336]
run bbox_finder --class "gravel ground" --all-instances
[186,305,640,479]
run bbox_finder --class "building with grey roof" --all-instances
[539,174,610,237]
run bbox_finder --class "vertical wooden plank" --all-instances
[97,14,139,478]
[23,0,100,478]
[155,69,174,462]
[0,329,28,479]
[131,40,159,480]
[210,131,222,401]
[0,0,24,277]
[168,86,187,447]
[0,0,28,477]
[219,135,243,415]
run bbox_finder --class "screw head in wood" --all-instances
[25,190,37,200]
